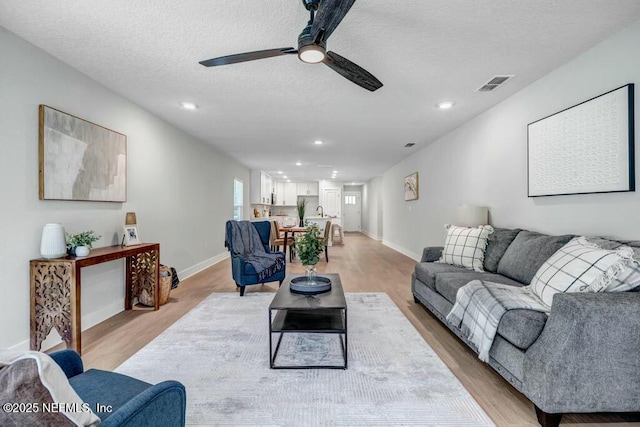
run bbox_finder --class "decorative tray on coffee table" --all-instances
[290,276,332,295]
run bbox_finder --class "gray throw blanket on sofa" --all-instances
[446,280,549,362]
[228,221,284,282]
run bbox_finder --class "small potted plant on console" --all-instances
[67,230,101,257]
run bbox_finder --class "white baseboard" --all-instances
[382,240,420,261]
[178,252,229,280]
[362,230,382,241]
[10,300,124,352]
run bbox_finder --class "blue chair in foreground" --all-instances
[51,350,186,426]
[225,220,286,296]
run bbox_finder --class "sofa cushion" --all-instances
[434,272,525,305]
[483,228,521,273]
[530,236,639,306]
[414,263,469,291]
[497,230,574,284]
[496,309,548,350]
[437,224,494,272]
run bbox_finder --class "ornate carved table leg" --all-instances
[30,261,78,353]
[127,248,160,310]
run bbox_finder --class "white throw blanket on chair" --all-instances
[446,280,549,362]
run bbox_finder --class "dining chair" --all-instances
[319,220,332,262]
[272,221,295,262]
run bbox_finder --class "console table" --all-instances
[30,243,160,355]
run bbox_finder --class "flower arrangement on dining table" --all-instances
[295,223,324,281]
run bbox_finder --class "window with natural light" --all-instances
[345,195,356,205]
[233,178,244,220]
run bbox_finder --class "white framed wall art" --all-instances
[527,84,634,197]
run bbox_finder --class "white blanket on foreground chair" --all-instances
[446,280,549,362]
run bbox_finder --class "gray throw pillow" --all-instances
[496,230,574,284]
[483,228,522,273]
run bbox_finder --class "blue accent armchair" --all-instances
[50,350,186,426]
[225,220,286,296]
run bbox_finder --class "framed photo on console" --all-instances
[123,225,141,246]
[527,84,634,197]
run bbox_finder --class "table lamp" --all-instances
[455,205,489,227]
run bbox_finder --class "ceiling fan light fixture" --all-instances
[298,44,326,64]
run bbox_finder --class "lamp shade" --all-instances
[40,223,67,259]
[455,205,489,227]
[125,212,137,225]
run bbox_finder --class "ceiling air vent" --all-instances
[317,164,333,168]
[475,75,514,92]
[404,143,415,148]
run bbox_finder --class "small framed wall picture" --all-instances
[404,172,419,201]
[123,225,141,246]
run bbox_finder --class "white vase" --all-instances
[75,245,90,257]
[40,223,67,259]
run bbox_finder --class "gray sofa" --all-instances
[411,227,640,427]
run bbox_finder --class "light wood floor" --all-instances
[65,233,639,426]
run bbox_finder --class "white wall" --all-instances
[382,20,640,260]
[362,177,383,240]
[0,27,250,349]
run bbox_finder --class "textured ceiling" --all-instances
[2,1,640,183]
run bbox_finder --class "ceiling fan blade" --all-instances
[323,51,383,92]
[199,47,296,67]
[311,0,356,42]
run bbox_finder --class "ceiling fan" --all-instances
[199,0,383,92]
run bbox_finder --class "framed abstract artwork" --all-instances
[39,105,127,202]
[404,172,419,201]
[527,84,634,197]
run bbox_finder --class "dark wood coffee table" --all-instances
[269,273,347,369]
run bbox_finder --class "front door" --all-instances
[343,191,361,232]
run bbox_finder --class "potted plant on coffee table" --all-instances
[67,230,101,257]
[295,223,324,283]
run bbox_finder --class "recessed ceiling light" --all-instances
[437,101,454,110]
[283,175,288,179]
[333,170,338,174]
[179,101,198,110]
[287,179,291,183]
[278,171,283,174]
[296,162,302,166]
[314,140,323,145]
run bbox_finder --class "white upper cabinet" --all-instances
[297,182,319,196]
[250,170,274,204]
[273,181,297,205]
[282,182,298,206]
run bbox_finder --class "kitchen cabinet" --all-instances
[274,181,297,206]
[282,182,298,206]
[297,182,319,196]
[250,170,274,205]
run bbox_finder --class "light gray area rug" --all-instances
[116,292,493,426]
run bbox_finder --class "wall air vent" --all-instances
[475,75,514,93]
[404,143,415,148]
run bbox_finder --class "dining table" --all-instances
[278,225,307,262]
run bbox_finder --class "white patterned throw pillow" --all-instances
[437,224,494,272]
[530,236,637,307]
